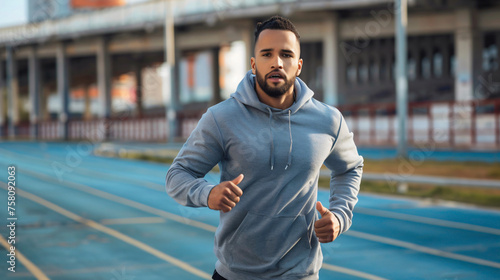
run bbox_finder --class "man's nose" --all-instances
[271,56,283,69]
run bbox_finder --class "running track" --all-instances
[0,141,499,280]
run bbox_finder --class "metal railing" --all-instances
[319,170,500,189]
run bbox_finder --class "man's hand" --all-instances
[208,174,244,213]
[314,201,340,243]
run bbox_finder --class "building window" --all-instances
[346,64,357,85]
[179,50,213,104]
[421,51,431,79]
[220,41,247,100]
[408,55,417,80]
[369,59,378,82]
[391,55,396,81]
[380,58,387,81]
[450,54,456,77]
[483,41,498,72]
[433,51,443,78]
[359,61,368,83]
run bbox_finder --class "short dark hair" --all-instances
[254,15,300,44]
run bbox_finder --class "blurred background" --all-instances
[0,0,499,146]
[0,1,500,279]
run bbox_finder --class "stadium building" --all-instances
[0,0,499,149]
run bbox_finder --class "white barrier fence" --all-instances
[342,100,500,149]
[39,117,171,142]
[13,100,500,149]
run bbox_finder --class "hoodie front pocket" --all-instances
[227,212,311,274]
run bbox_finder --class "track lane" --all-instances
[1,142,499,279]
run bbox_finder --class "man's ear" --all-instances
[296,58,303,76]
[251,57,256,74]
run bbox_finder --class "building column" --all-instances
[97,36,112,138]
[210,46,222,106]
[40,84,49,121]
[83,85,92,120]
[454,8,481,101]
[0,56,5,138]
[28,46,41,139]
[323,13,339,106]
[134,58,143,117]
[6,46,19,139]
[241,21,254,71]
[56,42,70,140]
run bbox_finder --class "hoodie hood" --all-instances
[230,70,314,170]
[231,70,314,114]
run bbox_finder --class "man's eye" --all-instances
[282,53,292,58]
[262,53,271,57]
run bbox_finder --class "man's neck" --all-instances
[255,86,295,110]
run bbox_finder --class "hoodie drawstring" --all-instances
[285,109,293,170]
[267,107,275,170]
[267,108,293,171]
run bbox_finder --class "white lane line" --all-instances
[355,207,500,235]
[0,235,50,280]
[346,230,500,269]
[322,263,389,280]
[100,217,166,225]
[0,183,211,280]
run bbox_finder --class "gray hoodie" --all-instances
[166,70,363,279]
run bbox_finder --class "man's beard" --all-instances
[255,69,296,98]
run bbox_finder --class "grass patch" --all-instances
[362,158,500,180]
[107,151,220,172]
[120,152,175,165]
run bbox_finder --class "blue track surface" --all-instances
[0,141,499,279]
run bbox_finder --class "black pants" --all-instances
[212,270,228,280]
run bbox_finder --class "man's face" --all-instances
[251,29,303,98]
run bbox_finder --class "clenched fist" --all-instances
[208,174,244,213]
[314,201,340,243]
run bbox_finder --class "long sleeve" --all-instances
[323,115,364,234]
[165,109,225,207]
